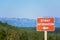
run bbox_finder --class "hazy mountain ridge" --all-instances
[0,18,36,27]
[0,17,60,27]
[55,17,60,27]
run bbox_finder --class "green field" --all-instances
[0,21,60,40]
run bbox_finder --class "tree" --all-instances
[0,28,7,40]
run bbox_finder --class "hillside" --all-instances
[0,21,60,40]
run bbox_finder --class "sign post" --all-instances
[44,31,47,40]
[36,18,55,40]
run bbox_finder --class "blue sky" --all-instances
[0,0,60,19]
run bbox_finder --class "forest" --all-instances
[0,21,60,40]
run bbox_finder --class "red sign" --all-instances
[36,18,55,31]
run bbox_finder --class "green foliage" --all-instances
[0,28,7,40]
[0,21,60,40]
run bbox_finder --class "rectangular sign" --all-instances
[36,18,55,31]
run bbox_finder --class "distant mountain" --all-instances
[55,17,60,27]
[0,17,60,27]
[0,18,36,27]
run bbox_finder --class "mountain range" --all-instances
[0,17,60,27]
